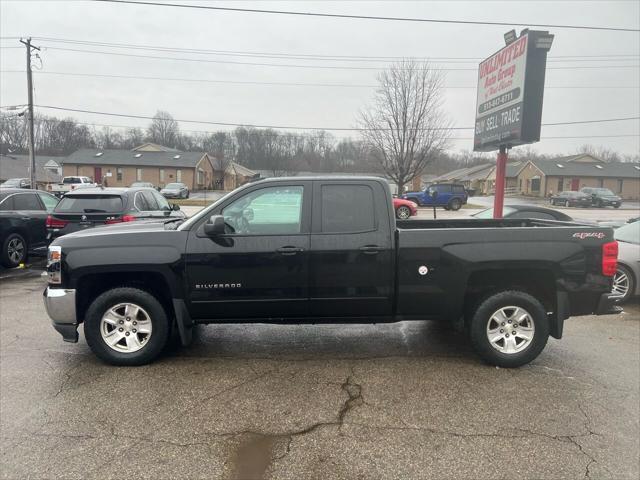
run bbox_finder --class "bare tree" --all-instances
[147,110,179,147]
[359,60,451,193]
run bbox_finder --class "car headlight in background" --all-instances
[47,246,62,284]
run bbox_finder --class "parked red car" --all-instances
[393,197,418,219]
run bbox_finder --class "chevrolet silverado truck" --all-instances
[43,176,621,367]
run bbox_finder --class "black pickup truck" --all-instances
[43,177,621,367]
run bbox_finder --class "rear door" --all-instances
[309,180,394,318]
[185,181,311,319]
[12,192,49,248]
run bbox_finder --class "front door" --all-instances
[309,181,394,318]
[94,167,102,184]
[185,182,311,320]
[571,178,580,191]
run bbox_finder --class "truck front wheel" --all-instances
[469,290,549,368]
[84,287,170,366]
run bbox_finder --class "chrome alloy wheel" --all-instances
[612,268,630,298]
[7,237,25,264]
[100,303,152,353]
[486,306,535,354]
[397,206,411,220]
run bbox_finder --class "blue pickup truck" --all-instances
[402,183,468,210]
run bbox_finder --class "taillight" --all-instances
[105,215,137,224]
[46,215,68,229]
[602,241,618,277]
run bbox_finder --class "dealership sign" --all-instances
[474,30,553,152]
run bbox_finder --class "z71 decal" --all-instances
[573,232,606,239]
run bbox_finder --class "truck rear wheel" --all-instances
[84,287,170,366]
[449,198,462,211]
[469,290,549,368]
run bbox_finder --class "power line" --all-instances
[3,70,639,90]
[4,36,639,63]
[36,46,640,71]
[93,0,640,32]
[21,118,639,142]
[33,104,640,132]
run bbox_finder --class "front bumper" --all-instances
[595,293,623,316]
[43,287,79,342]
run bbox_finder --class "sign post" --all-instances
[473,29,554,218]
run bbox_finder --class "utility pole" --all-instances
[20,38,40,190]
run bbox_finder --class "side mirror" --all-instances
[204,215,226,236]
[171,203,180,211]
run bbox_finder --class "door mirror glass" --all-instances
[204,215,226,236]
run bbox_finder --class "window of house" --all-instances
[617,179,623,194]
[117,168,123,182]
[176,169,182,182]
[159,169,165,183]
[557,178,563,192]
[197,168,204,185]
[321,184,375,234]
[531,178,541,192]
[136,168,143,181]
[597,178,604,187]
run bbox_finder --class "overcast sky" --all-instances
[1,0,639,157]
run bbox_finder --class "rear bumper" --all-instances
[43,287,79,342]
[595,293,623,316]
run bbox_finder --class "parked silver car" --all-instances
[160,182,189,199]
[612,221,640,303]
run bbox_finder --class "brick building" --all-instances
[515,154,640,200]
[62,143,215,190]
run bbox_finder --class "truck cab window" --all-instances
[321,184,375,233]
[222,186,303,235]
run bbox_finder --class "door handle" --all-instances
[360,245,384,255]
[276,246,304,255]
[21,217,31,220]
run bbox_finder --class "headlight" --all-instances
[47,245,62,284]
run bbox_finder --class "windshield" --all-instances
[55,195,124,213]
[473,207,517,219]
[594,188,615,196]
[165,183,182,189]
[614,222,640,245]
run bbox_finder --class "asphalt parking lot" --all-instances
[1,264,638,479]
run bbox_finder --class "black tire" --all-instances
[596,199,604,208]
[449,198,462,211]
[613,204,620,209]
[1,232,27,268]
[396,206,412,220]
[186,191,190,199]
[469,290,549,368]
[612,264,635,304]
[84,287,171,366]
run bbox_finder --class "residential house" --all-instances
[430,164,494,193]
[62,143,215,190]
[0,153,63,188]
[515,154,640,200]
[220,162,259,190]
[483,161,525,194]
